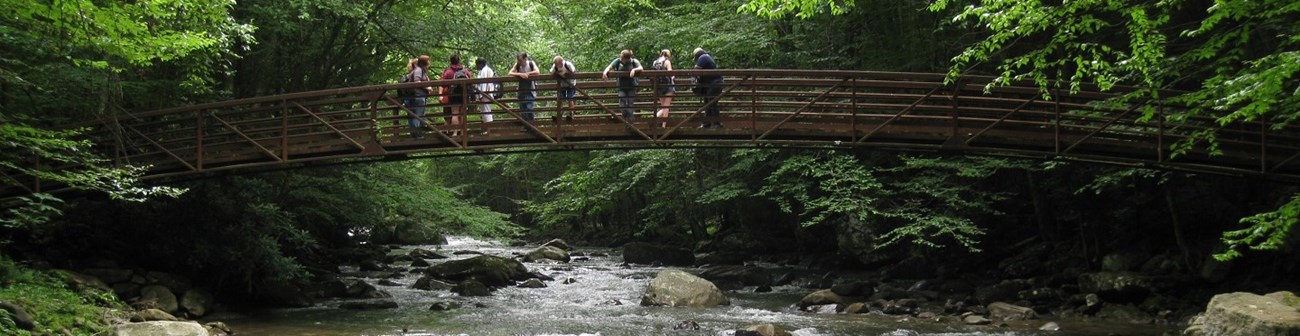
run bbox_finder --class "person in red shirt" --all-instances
[440,54,474,136]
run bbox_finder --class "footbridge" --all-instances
[6,70,1300,195]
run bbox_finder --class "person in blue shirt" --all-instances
[692,48,723,128]
[602,49,643,122]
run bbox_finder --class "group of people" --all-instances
[398,48,724,138]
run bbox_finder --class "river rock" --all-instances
[409,248,450,260]
[640,270,729,307]
[542,238,571,251]
[131,308,178,322]
[962,315,992,325]
[1096,304,1149,323]
[339,300,399,310]
[623,242,695,266]
[425,255,530,287]
[115,321,207,336]
[699,265,773,289]
[455,280,492,296]
[844,302,867,314]
[517,278,547,288]
[204,322,234,336]
[988,302,1036,321]
[179,289,213,317]
[524,246,571,263]
[342,278,390,298]
[359,259,385,272]
[1039,321,1061,331]
[429,301,462,311]
[1078,272,1153,302]
[0,301,35,330]
[738,323,793,336]
[113,282,142,299]
[805,304,839,314]
[141,285,179,314]
[798,289,843,310]
[1184,291,1300,336]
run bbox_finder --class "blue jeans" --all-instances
[406,97,427,136]
[618,88,636,120]
[519,91,536,121]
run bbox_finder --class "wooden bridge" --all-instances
[6,70,1300,195]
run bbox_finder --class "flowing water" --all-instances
[219,237,1172,336]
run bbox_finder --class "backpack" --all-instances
[398,70,418,97]
[449,67,471,98]
[652,57,672,85]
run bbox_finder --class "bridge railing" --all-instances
[4,70,1299,196]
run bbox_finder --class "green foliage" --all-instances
[1216,194,1300,261]
[0,257,125,335]
[740,0,855,19]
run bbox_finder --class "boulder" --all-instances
[640,270,729,307]
[1039,322,1061,331]
[409,248,449,260]
[114,321,208,336]
[541,239,571,251]
[517,278,547,288]
[339,300,399,310]
[359,260,384,272]
[1184,291,1300,336]
[54,270,111,291]
[411,258,431,267]
[140,285,179,314]
[179,289,214,317]
[145,272,193,294]
[341,279,390,299]
[425,255,530,288]
[455,280,492,297]
[831,281,876,297]
[130,308,178,322]
[623,242,695,266]
[0,301,36,330]
[988,302,1036,321]
[738,323,792,336]
[523,246,571,263]
[204,322,234,336]
[1077,272,1153,303]
[112,282,142,299]
[698,265,772,289]
[429,301,462,311]
[83,268,134,284]
[843,302,867,314]
[798,290,843,310]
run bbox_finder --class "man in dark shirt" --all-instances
[693,48,723,128]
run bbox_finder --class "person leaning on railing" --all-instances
[692,48,722,128]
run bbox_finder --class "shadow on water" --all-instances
[218,237,1171,336]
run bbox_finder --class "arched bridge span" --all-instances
[7,70,1300,194]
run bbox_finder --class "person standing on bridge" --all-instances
[692,48,722,128]
[602,49,643,122]
[475,58,497,135]
[550,55,578,122]
[440,54,473,137]
[509,52,541,129]
[652,49,675,128]
[406,55,433,138]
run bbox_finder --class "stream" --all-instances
[218,236,1172,336]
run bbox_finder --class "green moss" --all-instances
[0,257,127,335]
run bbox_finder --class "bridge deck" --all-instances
[5,70,1299,196]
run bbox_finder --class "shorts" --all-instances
[656,85,676,96]
[448,95,465,105]
[559,87,576,99]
